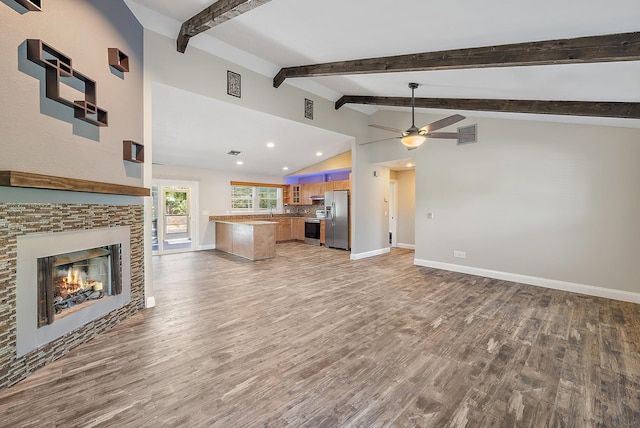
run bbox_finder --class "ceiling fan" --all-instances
[363,83,475,150]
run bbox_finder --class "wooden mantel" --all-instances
[0,171,150,197]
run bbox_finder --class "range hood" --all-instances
[309,195,325,201]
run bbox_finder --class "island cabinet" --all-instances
[214,220,276,260]
[320,219,326,245]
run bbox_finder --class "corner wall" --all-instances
[408,114,640,300]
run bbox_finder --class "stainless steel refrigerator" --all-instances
[324,190,350,250]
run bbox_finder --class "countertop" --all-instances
[213,219,276,225]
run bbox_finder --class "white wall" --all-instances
[152,164,284,248]
[415,115,640,297]
[397,170,416,247]
[0,0,143,186]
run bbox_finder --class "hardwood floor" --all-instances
[1,243,639,427]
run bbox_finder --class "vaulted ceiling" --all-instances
[124,0,640,174]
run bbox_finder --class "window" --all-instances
[258,187,278,209]
[231,184,282,212]
[231,186,253,210]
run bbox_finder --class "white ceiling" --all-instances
[152,83,352,174]
[125,0,640,175]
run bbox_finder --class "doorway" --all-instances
[152,180,198,254]
[389,179,398,247]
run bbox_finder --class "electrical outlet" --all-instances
[453,250,466,258]
[427,212,434,219]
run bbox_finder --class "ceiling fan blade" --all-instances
[369,124,405,133]
[360,136,401,146]
[419,114,466,133]
[426,132,476,139]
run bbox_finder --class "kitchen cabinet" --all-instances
[287,184,302,205]
[291,217,305,241]
[331,179,351,191]
[306,182,324,201]
[320,219,325,245]
[300,183,311,203]
[275,218,292,242]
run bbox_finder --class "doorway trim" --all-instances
[152,179,199,255]
[389,179,398,248]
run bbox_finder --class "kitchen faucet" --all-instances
[269,205,274,218]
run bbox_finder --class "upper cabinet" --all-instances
[328,180,351,192]
[286,184,301,205]
[285,178,351,205]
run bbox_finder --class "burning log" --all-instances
[53,287,105,314]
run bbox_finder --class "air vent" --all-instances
[227,150,241,156]
[457,124,477,145]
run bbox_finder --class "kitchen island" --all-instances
[214,220,276,260]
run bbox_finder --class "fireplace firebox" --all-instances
[37,245,122,326]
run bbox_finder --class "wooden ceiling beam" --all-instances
[274,32,640,87]
[177,0,272,53]
[335,96,640,119]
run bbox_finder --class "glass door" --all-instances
[152,181,197,254]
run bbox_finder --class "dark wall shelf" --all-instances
[108,48,129,72]
[26,39,108,127]
[123,140,144,163]
[15,0,41,11]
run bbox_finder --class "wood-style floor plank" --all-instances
[0,243,639,427]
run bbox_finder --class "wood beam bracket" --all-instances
[177,0,273,53]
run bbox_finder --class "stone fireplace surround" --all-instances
[0,200,145,391]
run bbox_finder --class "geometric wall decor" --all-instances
[14,0,41,11]
[123,140,144,163]
[304,98,314,120]
[227,70,241,98]
[108,48,129,73]
[26,39,108,126]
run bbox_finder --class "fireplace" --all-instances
[37,244,122,326]
[16,226,132,357]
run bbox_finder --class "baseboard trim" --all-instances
[414,258,640,304]
[397,243,415,250]
[350,247,391,260]
[198,244,216,251]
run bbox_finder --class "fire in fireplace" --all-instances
[37,245,122,326]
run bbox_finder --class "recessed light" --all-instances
[283,167,289,171]
[316,152,322,156]
[267,142,275,148]
[406,163,414,167]
[236,161,243,165]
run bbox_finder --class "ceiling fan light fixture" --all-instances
[401,134,426,148]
